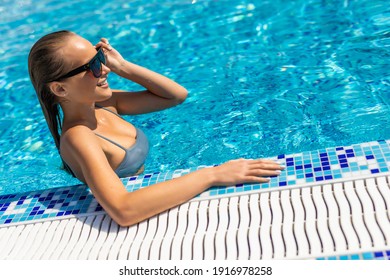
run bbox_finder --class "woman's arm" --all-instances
[96,39,187,115]
[117,158,282,226]
[62,126,284,227]
[115,61,187,101]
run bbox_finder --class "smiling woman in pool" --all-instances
[28,30,284,226]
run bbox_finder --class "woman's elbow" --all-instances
[113,216,136,227]
[108,203,140,227]
[111,212,136,227]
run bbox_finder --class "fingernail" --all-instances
[279,165,286,169]
[275,170,282,174]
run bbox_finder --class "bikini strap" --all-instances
[94,133,127,152]
[95,104,124,119]
[94,104,130,151]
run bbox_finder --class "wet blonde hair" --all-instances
[28,30,75,176]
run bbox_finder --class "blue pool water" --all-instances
[0,0,389,195]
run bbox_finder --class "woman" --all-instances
[28,30,284,227]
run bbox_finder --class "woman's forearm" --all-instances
[103,158,282,227]
[115,167,216,226]
[117,60,187,100]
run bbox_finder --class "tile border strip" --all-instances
[0,139,389,227]
[315,249,390,260]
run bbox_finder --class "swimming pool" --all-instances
[0,0,389,195]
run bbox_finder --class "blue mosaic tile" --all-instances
[0,140,390,228]
[320,250,390,260]
[351,254,360,260]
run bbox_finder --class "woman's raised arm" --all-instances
[95,39,188,115]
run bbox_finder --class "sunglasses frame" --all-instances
[56,47,106,81]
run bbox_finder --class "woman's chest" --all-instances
[94,109,138,155]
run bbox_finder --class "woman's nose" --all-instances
[101,63,111,75]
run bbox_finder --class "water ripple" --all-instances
[0,0,389,194]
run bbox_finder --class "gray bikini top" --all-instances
[95,105,149,178]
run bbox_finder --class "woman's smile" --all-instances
[97,78,108,88]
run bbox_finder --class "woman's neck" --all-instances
[60,100,98,131]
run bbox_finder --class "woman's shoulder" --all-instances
[60,124,115,182]
[60,125,99,154]
[62,124,93,138]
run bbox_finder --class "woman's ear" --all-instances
[48,82,67,98]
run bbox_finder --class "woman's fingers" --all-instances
[249,163,284,171]
[248,161,285,170]
[100,37,109,44]
[255,159,285,165]
[214,158,285,187]
[245,159,285,178]
[101,43,113,51]
[95,41,112,51]
[248,169,282,177]
[244,176,271,184]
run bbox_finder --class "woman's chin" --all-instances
[95,86,112,101]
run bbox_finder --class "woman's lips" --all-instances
[97,79,108,87]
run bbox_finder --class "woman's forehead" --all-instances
[62,35,96,66]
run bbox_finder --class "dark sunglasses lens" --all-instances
[98,49,106,65]
[91,58,102,78]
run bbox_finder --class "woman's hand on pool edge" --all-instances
[211,158,285,186]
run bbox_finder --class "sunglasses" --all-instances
[56,47,106,80]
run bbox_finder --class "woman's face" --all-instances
[58,34,111,103]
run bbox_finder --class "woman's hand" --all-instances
[211,158,285,186]
[95,38,125,74]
